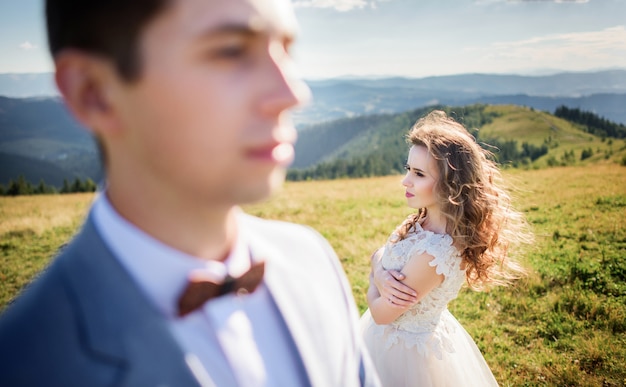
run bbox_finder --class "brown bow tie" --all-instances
[177,261,265,317]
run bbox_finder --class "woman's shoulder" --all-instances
[406,221,455,248]
[405,224,463,277]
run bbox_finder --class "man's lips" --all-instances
[247,142,294,166]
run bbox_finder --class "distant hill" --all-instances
[322,70,626,95]
[0,152,71,187]
[455,94,626,127]
[3,70,626,126]
[292,70,626,126]
[1,69,625,185]
[290,104,626,180]
[0,96,101,187]
[0,73,57,98]
[2,69,625,98]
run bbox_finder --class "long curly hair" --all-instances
[395,110,530,289]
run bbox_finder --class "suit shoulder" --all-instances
[1,244,75,313]
[0,250,80,370]
[239,213,340,268]
[240,213,322,241]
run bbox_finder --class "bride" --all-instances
[360,110,531,386]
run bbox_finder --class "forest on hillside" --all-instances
[0,175,97,196]
[287,104,626,181]
[2,103,625,194]
[554,105,626,139]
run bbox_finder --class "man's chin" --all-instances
[239,168,287,205]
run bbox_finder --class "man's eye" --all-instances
[214,46,246,59]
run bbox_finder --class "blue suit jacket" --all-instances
[0,213,380,387]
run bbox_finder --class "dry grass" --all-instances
[1,165,625,385]
[0,193,94,236]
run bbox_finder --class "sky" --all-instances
[1,0,625,79]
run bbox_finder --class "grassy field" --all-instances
[0,194,94,305]
[478,105,626,169]
[1,165,625,386]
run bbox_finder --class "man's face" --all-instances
[110,0,309,206]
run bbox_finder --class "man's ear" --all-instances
[54,50,121,136]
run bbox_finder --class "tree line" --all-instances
[288,153,404,181]
[287,105,546,180]
[474,137,549,168]
[4,106,623,187]
[0,175,97,196]
[554,105,626,139]
[286,105,624,181]
[287,137,550,180]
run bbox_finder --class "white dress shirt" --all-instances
[91,194,306,387]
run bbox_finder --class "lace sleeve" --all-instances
[407,232,461,278]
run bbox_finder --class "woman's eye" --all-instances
[404,164,424,177]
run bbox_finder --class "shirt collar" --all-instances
[91,193,250,318]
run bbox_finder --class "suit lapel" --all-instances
[248,233,323,387]
[60,217,203,386]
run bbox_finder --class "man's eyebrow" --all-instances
[196,22,294,42]
[196,23,258,39]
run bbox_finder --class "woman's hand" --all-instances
[368,249,442,325]
[370,248,418,307]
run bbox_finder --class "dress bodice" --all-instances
[361,221,499,384]
[375,222,467,357]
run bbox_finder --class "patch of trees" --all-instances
[287,105,517,180]
[475,137,549,167]
[288,153,404,181]
[287,137,547,180]
[447,106,501,136]
[0,175,97,196]
[554,106,626,139]
[286,104,621,182]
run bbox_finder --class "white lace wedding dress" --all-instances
[360,223,498,386]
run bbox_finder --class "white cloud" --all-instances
[293,0,386,12]
[475,0,589,3]
[466,26,626,72]
[522,0,589,3]
[19,41,38,51]
[492,26,626,52]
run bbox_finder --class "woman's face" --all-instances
[401,145,439,211]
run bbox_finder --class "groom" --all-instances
[0,0,379,386]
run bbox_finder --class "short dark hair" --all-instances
[46,0,168,81]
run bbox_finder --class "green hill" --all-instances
[0,152,71,187]
[2,94,624,186]
[475,105,625,167]
[290,104,626,180]
[0,96,101,186]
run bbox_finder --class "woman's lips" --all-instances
[405,191,415,198]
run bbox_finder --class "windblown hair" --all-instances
[396,110,531,289]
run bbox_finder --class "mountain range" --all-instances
[289,103,625,180]
[0,73,57,98]
[292,70,626,126]
[0,96,101,187]
[0,70,625,187]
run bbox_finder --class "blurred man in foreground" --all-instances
[0,1,379,386]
